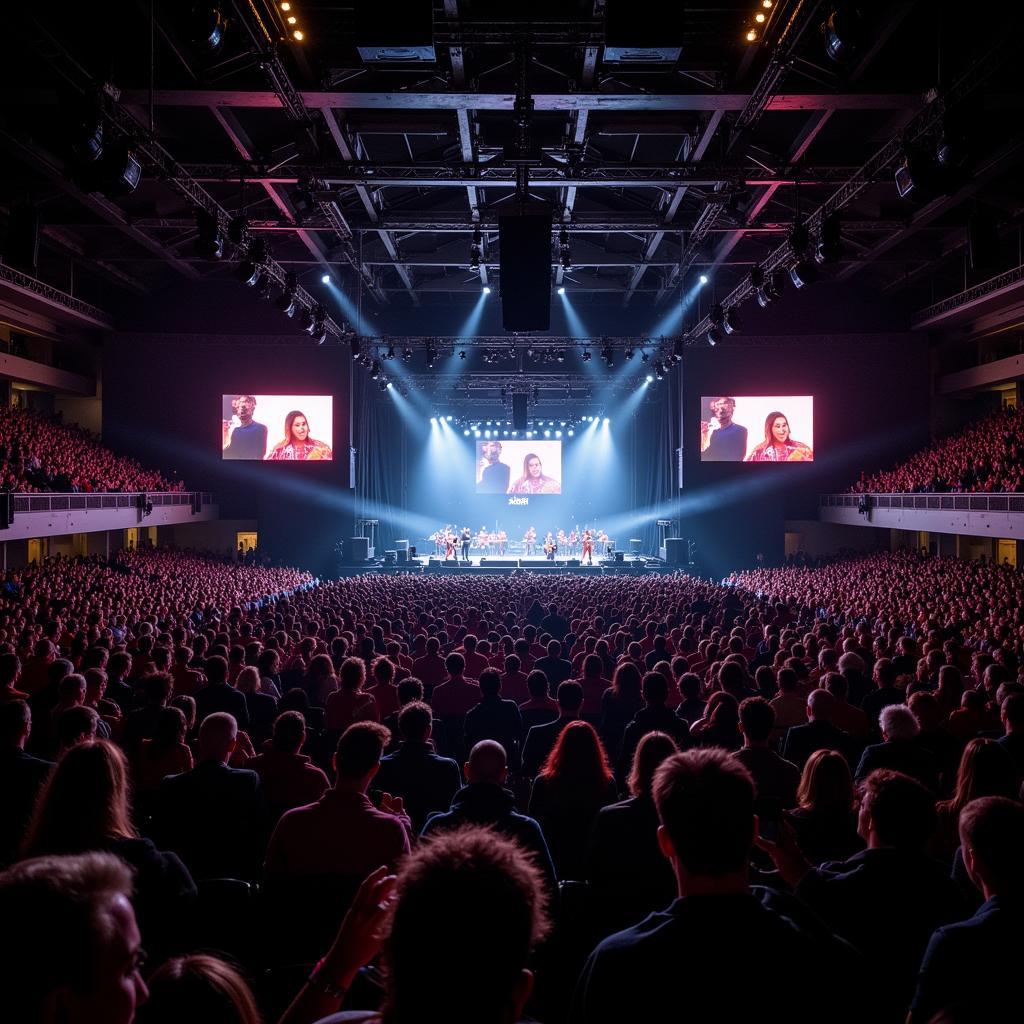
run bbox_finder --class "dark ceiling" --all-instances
[0,1,1021,345]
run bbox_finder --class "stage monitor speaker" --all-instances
[663,537,687,565]
[383,550,397,565]
[4,205,39,272]
[604,0,685,62]
[629,538,642,553]
[499,211,552,331]
[347,536,369,562]
[354,1,435,63]
[512,393,529,430]
[396,549,408,563]
[614,551,624,563]
[394,538,409,552]
[409,545,417,559]
[968,209,1000,273]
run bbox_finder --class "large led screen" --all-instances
[700,396,814,462]
[476,439,562,494]
[221,395,333,461]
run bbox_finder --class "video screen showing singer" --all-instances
[508,453,561,495]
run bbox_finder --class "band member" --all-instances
[598,530,609,555]
[476,526,488,552]
[524,526,537,556]
[544,532,557,560]
[498,529,508,555]
[557,529,567,554]
[582,529,594,565]
[460,526,472,562]
[444,531,456,561]
[568,528,579,556]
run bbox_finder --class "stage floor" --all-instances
[335,554,681,577]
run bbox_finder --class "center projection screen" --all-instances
[221,394,334,461]
[476,439,562,494]
[700,396,814,462]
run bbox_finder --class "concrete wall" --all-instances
[159,519,258,555]
[820,503,1024,541]
[0,498,217,542]
[784,520,890,558]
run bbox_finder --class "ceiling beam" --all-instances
[114,89,923,113]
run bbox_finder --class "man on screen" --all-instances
[478,441,511,493]
[704,397,748,462]
[223,395,268,460]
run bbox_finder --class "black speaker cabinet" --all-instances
[663,538,687,564]
[347,536,370,562]
[499,211,552,331]
[512,393,529,430]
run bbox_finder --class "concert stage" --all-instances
[335,555,686,578]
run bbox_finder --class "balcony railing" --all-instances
[820,493,1024,513]
[7,491,214,515]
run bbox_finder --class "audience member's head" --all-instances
[857,769,936,850]
[334,721,390,785]
[135,955,259,1024]
[627,731,678,799]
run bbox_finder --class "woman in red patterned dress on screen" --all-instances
[745,411,813,463]
[266,411,333,461]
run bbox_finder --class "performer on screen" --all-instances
[266,410,333,461]
[582,529,594,565]
[508,453,561,495]
[703,397,748,462]
[223,394,269,460]
[478,440,511,493]
[745,411,814,462]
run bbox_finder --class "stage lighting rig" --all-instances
[402,347,413,363]
[723,307,742,334]
[625,347,635,360]
[601,345,614,368]
[369,360,381,380]
[559,226,572,271]
[275,272,299,316]
[195,208,224,259]
[582,348,591,362]
[815,213,843,264]
[469,225,482,271]
[641,350,650,363]
[426,343,438,368]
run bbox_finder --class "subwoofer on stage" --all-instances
[663,538,687,565]
[347,537,370,562]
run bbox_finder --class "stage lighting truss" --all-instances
[469,225,483,271]
[558,225,572,271]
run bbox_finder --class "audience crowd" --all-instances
[851,403,1024,494]
[1,546,1023,1024]
[0,405,183,493]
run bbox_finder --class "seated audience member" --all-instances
[587,731,679,936]
[410,635,446,696]
[422,739,556,894]
[170,647,204,697]
[910,797,1024,1024]
[823,671,869,740]
[519,670,559,732]
[675,672,706,726]
[325,657,378,733]
[463,668,524,771]
[930,738,1018,862]
[782,688,856,770]
[529,720,618,881]
[0,700,52,866]
[248,711,330,824]
[499,653,530,705]
[523,679,583,778]
[734,696,801,810]
[0,651,29,702]
[366,655,401,721]
[265,721,410,880]
[768,667,806,741]
[761,769,967,1024]
[535,639,573,689]
[21,740,196,955]
[151,712,266,880]
[0,851,149,1024]
[947,687,989,742]
[688,690,742,751]
[908,691,961,795]
[784,749,864,865]
[121,673,173,755]
[132,707,194,802]
[572,748,858,1024]
[381,677,449,755]
[599,662,643,765]
[84,668,122,733]
[235,666,277,745]
[997,691,1024,778]
[135,954,259,1024]
[616,672,690,786]
[375,701,462,831]
[279,826,549,1024]
[302,654,339,708]
[861,657,904,733]
[105,651,135,714]
[855,704,940,792]
[55,705,99,758]
[194,656,249,731]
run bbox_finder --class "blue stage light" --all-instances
[321,274,330,284]
[699,274,708,284]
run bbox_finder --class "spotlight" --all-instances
[641,350,650,363]
[654,361,665,381]
[790,259,817,288]
[723,307,742,334]
[350,336,362,358]
[555,430,562,438]
[402,347,413,363]
[603,417,610,426]
[473,429,481,437]
[195,208,223,259]
[625,347,635,360]
[567,429,574,436]
[822,5,865,64]
[646,374,654,383]
[321,274,330,284]
[556,350,565,363]
[464,429,470,436]
[236,260,260,287]
[385,345,395,360]
[227,215,248,246]
[707,327,721,347]
[557,285,566,295]
[746,29,757,43]
[430,416,437,424]
[275,272,299,316]
[699,274,708,285]
[426,344,437,368]
[601,345,614,367]
[582,349,591,362]
[816,213,843,264]
[544,429,551,438]
[378,379,388,392]
[482,285,491,294]
[459,350,466,360]
[446,415,453,422]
